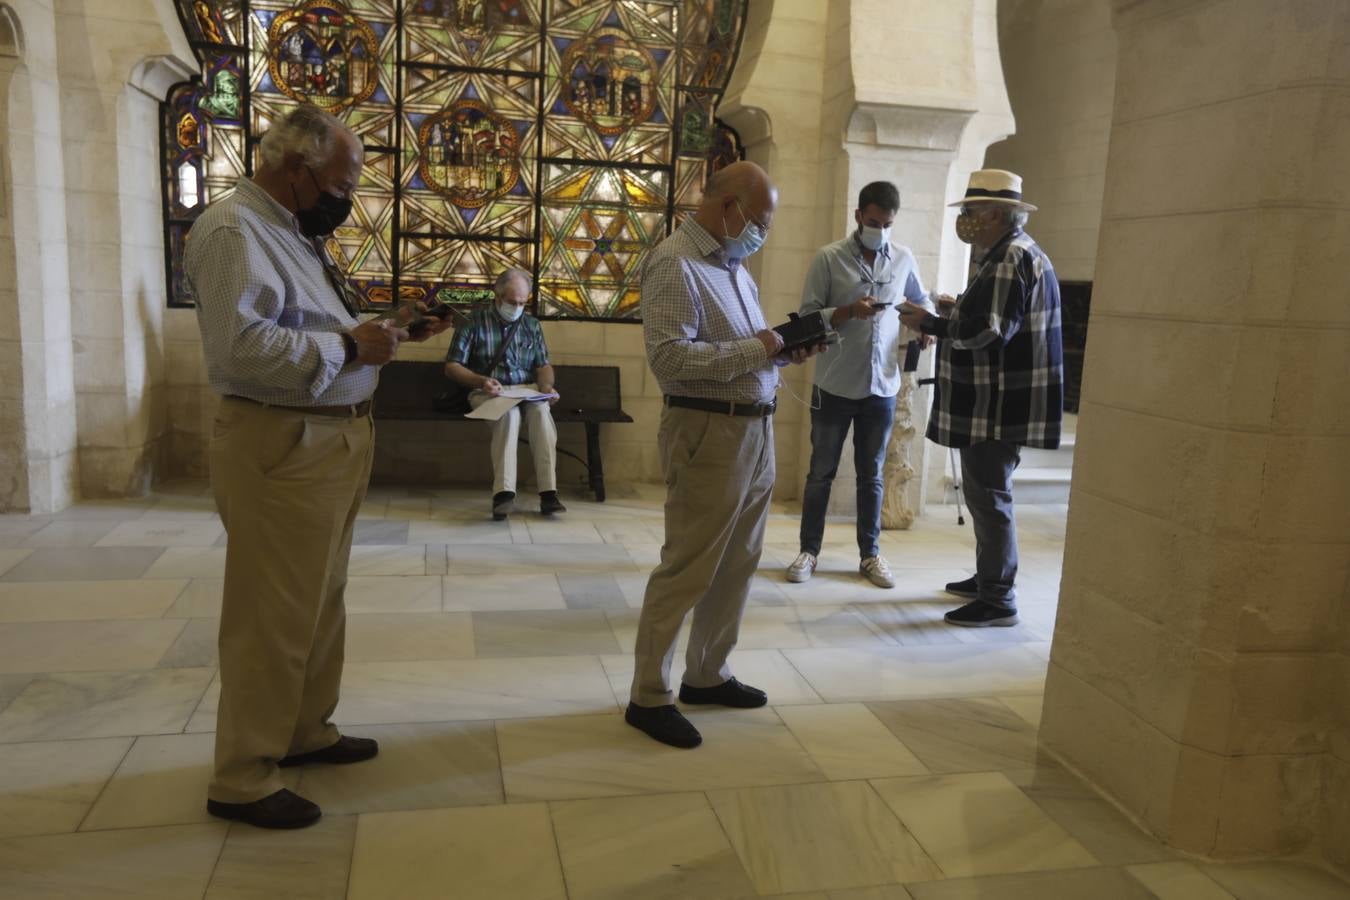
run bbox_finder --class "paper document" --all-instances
[464,384,556,421]
[498,385,554,402]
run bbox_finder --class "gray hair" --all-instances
[494,267,532,296]
[999,206,1030,230]
[257,105,354,170]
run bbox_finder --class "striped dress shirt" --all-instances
[920,228,1064,449]
[185,178,376,406]
[641,218,775,404]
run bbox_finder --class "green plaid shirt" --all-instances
[445,306,550,385]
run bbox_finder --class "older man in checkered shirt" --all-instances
[186,105,452,829]
[901,169,1064,629]
[625,161,825,749]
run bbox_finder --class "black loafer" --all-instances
[207,788,321,829]
[944,600,1019,627]
[492,491,516,521]
[625,703,702,748]
[944,576,979,599]
[678,677,767,709]
[539,491,567,516]
[279,735,379,768]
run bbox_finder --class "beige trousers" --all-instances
[207,397,374,803]
[469,386,557,494]
[630,405,775,707]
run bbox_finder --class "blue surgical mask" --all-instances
[858,225,890,251]
[497,302,524,322]
[722,198,767,260]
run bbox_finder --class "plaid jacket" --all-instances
[920,228,1064,449]
[445,306,550,386]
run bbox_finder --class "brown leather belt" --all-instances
[665,395,776,417]
[226,395,371,418]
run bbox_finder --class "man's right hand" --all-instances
[481,377,504,396]
[848,297,883,320]
[349,319,406,366]
[755,329,785,357]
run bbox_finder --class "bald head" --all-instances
[696,160,778,245]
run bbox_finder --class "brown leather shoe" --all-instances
[278,735,379,768]
[207,788,321,829]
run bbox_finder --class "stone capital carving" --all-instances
[845,102,975,154]
[128,54,196,101]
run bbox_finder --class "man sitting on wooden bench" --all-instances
[444,268,566,521]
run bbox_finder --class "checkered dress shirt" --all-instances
[445,306,550,385]
[920,228,1064,449]
[185,178,375,406]
[641,218,775,404]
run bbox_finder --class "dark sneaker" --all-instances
[678,677,767,709]
[625,702,703,748]
[539,491,567,516]
[207,788,321,829]
[492,491,516,521]
[279,735,379,768]
[944,576,979,599]
[944,600,1019,628]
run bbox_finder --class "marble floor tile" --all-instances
[352,519,410,545]
[94,519,224,548]
[621,543,663,567]
[157,618,219,668]
[405,520,514,544]
[854,602,975,646]
[385,496,434,521]
[1126,862,1236,899]
[497,708,824,802]
[870,771,1097,878]
[142,547,227,579]
[348,803,566,900]
[345,612,475,662]
[524,519,606,543]
[904,866,1155,900]
[204,813,357,900]
[0,579,187,622]
[442,573,567,611]
[825,887,916,900]
[348,545,427,576]
[81,732,295,830]
[776,571,943,607]
[707,780,941,894]
[0,673,32,714]
[0,619,189,673]
[597,649,825,708]
[0,823,228,900]
[1199,860,1350,900]
[334,655,617,725]
[783,644,1050,702]
[796,604,898,648]
[595,519,664,544]
[184,670,220,733]
[776,703,928,781]
[473,609,622,657]
[0,738,132,837]
[51,500,156,521]
[447,542,639,574]
[997,694,1044,729]
[1006,765,1177,866]
[296,721,501,815]
[507,517,532,542]
[865,698,1043,773]
[550,791,757,900]
[558,573,628,609]
[345,575,443,613]
[19,521,118,548]
[1,547,163,582]
[0,668,215,742]
[605,605,813,655]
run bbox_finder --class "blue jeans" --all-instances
[799,388,896,559]
[959,440,1022,610]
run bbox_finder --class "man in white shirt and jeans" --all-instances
[788,181,934,588]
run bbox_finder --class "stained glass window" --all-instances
[163,0,747,319]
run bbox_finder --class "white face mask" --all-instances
[497,302,524,322]
[858,225,890,251]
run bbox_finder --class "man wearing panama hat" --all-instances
[900,169,1064,627]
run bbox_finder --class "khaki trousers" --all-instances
[630,405,775,707]
[207,397,374,803]
[469,386,558,494]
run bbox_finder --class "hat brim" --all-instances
[948,197,1038,212]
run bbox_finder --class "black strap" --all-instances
[311,237,359,318]
[476,316,522,381]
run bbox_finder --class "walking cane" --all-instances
[907,341,966,527]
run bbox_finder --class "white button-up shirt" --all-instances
[185,178,375,406]
[800,232,932,400]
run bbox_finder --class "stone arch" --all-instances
[0,2,31,509]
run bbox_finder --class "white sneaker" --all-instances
[786,552,817,583]
[860,555,895,589]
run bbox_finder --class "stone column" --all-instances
[1041,0,1350,867]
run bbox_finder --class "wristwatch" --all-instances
[341,331,358,364]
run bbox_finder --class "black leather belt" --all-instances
[227,395,372,419]
[665,395,776,417]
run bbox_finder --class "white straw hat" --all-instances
[949,169,1038,211]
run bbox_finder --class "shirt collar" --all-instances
[852,230,892,261]
[682,218,735,267]
[235,177,302,234]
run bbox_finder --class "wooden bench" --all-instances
[372,361,634,502]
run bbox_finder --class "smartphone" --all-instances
[869,301,892,309]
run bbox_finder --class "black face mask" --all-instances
[292,166,352,238]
